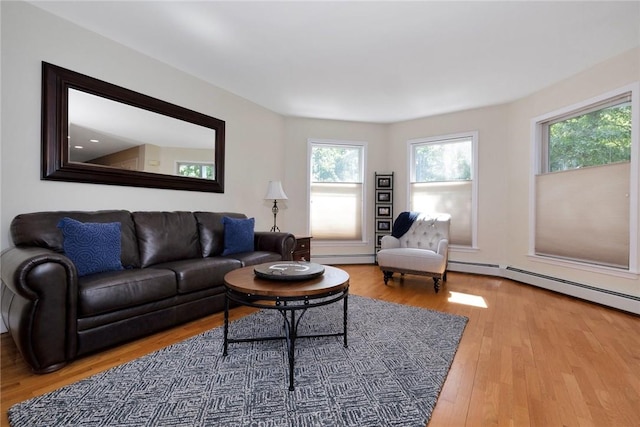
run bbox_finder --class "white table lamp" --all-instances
[264,181,288,232]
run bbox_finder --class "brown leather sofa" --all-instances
[1,210,295,373]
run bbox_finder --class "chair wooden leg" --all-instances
[433,277,440,293]
[383,271,393,285]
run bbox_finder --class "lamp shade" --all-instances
[264,180,288,200]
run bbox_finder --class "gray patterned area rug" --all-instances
[9,295,468,427]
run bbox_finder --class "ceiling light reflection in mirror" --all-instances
[68,89,216,179]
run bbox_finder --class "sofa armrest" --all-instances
[1,247,78,373]
[254,232,296,261]
[380,235,400,250]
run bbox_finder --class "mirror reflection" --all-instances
[68,89,216,179]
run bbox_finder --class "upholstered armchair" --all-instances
[377,212,451,293]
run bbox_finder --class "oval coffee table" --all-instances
[223,263,349,391]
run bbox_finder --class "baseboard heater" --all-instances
[505,266,640,302]
[445,261,639,314]
[447,260,501,275]
[311,257,638,314]
[505,266,639,314]
[448,260,501,269]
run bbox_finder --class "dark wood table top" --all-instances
[224,264,349,298]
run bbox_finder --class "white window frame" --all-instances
[307,138,368,246]
[175,161,214,179]
[530,83,639,277]
[407,131,479,250]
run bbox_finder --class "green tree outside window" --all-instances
[177,163,214,179]
[413,139,472,182]
[311,146,361,182]
[548,103,631,172]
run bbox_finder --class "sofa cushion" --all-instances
[152,257,242,294]
[133,211,201,267]
[222,216,255,256]
[76,286,226,332]
[78,268,177,317]
[194,212,246,257]
[57,217,124,277]
[10,210,141,268]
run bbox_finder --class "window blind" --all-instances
[535,161,630,268]
[411,181,472,246]
[310,182,363,240]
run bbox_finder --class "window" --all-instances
[544,94,631,172]
[176,162,214,179]
[409,132,477,247]
[533,85,638,271]
[309,140,366,241]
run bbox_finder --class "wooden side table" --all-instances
[293,236,312,261]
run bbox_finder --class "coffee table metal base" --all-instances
[223,288,348,391]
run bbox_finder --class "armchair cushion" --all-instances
[377,248,445,274]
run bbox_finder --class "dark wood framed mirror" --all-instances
[42,62,225,192]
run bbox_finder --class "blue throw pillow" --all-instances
[222,216,255,256]
[57,217,124,277]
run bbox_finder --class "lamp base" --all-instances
[271,200,280,232]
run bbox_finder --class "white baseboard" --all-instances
[502,267,640,315]
[311,255,375,265]
[447,260,501,276]
[314,258,639,314]
[448,261,639,315]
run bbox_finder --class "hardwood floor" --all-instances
[2,266,639,426]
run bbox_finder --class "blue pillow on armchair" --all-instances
[57,217,124,276]
[222,216,255,256]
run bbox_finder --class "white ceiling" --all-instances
[30,1,640,123]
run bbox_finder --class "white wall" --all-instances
[385,48,639,302]
[1,1,638,316]
[388,104,511,266]
[283,117,387,260]
[1,0,286,250]
[505,47,640,299]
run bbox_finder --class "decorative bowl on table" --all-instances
[254,262,325,281]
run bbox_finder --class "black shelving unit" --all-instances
[374,172,394,254]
